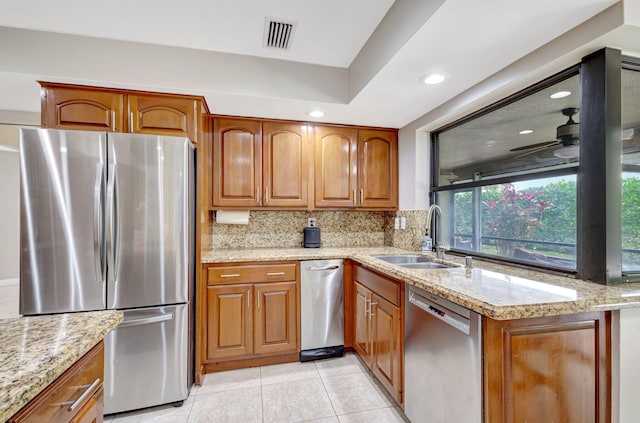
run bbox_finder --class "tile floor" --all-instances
[106,354,409,423]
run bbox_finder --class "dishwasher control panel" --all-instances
[408,289,471,335]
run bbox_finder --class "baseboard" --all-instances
[0,278,18,287]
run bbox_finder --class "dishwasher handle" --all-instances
[409,290,470,335]
[305,265,340,271]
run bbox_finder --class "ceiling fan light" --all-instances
[553,145,579,159]
[550,91,571,99]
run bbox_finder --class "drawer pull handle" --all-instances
[61,378,101,412]
[266,272,285,276]
[220,273,241,278]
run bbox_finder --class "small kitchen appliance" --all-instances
[303,226,321,248]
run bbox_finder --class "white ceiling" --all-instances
[0,0,637,130]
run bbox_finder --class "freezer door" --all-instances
[104,304,189,414]
[106,134,193,309]
[20,128,107,315]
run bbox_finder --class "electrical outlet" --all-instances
[394,217,400,230]
[400,216,407,230]
[308,218,316,227]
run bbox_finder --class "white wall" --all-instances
[0,125,20,280]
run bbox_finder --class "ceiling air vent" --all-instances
[263,17,296,50]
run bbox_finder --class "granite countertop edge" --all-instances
[0,310,123,422]
[202,246,640,320]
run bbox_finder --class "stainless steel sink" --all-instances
[373,255,433,264]
[397,262,450,269]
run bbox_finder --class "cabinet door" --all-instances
[207,284,253,360]
[254,281,298,355]
[212,118,262,208]
[42,86,125,132]
[128,94,198,142]
[484,312,611,423]
[371,294,402,403]
[353,282,372,362]
[358,129,398,209]
[314,126,358,208]
[263,122,310,208]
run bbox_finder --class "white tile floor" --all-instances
[106,354,409,423]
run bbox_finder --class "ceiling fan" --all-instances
[510,107,580,159]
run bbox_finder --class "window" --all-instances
[622,65,640,274]
[432,70,580,271]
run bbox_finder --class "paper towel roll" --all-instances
[216,210,250,225]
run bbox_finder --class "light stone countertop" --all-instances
[202,246,640,320]
[0,310,123,422]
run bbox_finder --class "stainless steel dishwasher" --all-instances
[300,259,344,361]
[405,285,482,423]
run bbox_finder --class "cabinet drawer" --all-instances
[9,341,104,423]
[354,266,400,306]
[207,263,297,285]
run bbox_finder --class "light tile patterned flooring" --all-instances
[106,354,409,423]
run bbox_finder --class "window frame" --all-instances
[431,49,640,283]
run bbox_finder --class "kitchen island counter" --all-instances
[203,246,640,320]
[0,310,123,422]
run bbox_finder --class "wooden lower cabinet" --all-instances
[370,294,401,398]
[254,281,298,355]
[484,311,611,423]
[207,284,253,360]
[202,262,300,372]
[9,341,104,423]
[352,266,403,404]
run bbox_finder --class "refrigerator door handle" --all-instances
[118,313,174,328]
[93,163,105,284]
[112,165,120,280]
[106,163,116,283]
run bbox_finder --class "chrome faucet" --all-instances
[425,204,446,259]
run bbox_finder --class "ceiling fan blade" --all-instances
[513,141,559,158]
[510,140,559,152]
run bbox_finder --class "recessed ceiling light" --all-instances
[308,110,325,118]
[423,74,445,85]
[519,129,533,135]
[550,91,571,99]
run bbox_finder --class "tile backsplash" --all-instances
[205,209,428,251]
[385,210,428,251]
[208,211,386,249]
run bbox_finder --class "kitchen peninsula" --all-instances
[0,310,123,422]
[201,246,640,421]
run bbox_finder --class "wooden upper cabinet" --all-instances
[39,82,206,145]
[263,122,310,208]
[314,126,358,208]
[128,94,198,141]
[41,85,125,132]
[358,129,398,209]
[212,118,262,208]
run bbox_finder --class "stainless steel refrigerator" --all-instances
[19,128,194,414]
